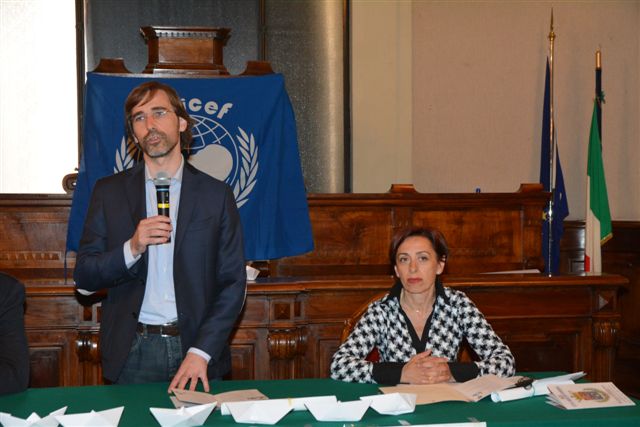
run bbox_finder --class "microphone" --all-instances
[153,171,171,243]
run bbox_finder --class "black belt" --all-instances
[136,321,179,337]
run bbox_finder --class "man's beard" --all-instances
[140,130,179,158]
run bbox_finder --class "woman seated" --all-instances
[331,227,515,385]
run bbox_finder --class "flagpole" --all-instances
[595,49,603,142]
[547,10,556,276]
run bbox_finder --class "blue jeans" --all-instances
[116,332,183,384]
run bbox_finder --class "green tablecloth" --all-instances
[1,376,639,426]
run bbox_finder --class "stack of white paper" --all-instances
[360,393,417,415]
[149,403,216,427]
[0,407,67,427]
[54,407,124,427]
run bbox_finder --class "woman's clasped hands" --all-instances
[400,349,452,384]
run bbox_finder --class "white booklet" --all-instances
[546,382,636,410]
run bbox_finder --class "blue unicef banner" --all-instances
[67,72,314,261]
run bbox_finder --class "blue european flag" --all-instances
[539,59,569,274]
[67,73,313,261]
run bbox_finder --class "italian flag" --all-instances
[585,100,612,272]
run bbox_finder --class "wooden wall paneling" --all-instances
[454,276,623,382]
[272,184,548,277]
[266,326,307,380]
[228,328,263,381]
[271,204,395,276]
[309,324,343,378]
[603,222,640,396]
[602,222,640,341]
[265,292,307,380]
[412,209,526,273]
[27,333,65,388]
[561,221,640,396]
[228,292,270,380]
[302,279,393,378]
[591,284,622,382]
[76,328,103,385]
[24,285,81,387]
[0,194,75,387]
[490,318,588,374]
[0,196,72,274]
[76,293,104,385]
[231,285,309,380]
[559,221,586,273]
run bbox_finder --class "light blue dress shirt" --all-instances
[123,157,210,362]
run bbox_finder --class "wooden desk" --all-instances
[1,375,638,426]
[16,272,627,386]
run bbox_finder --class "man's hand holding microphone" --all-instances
[130,171,172,257]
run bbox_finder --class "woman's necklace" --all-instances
[400,290,432,317]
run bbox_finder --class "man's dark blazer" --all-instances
[0,272,30,394]
[74,160,246,382]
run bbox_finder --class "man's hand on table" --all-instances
[168,352,209,393]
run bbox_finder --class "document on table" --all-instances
[380,374,522,405]
[491,371,586,402]
[546,382,636,410]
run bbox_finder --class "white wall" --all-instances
[0,0,77,193]
[353,0,640,220]
[351,0,413,193]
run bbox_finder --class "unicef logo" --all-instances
[189,116,239,184]
[189,115,258,208]
[114,114,258,208]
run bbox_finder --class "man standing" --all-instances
[74,81,246,392]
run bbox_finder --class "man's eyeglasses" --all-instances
[130,108,175,125]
